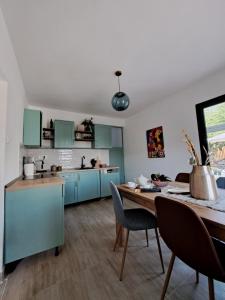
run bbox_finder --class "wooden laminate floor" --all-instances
[2,198,225,300]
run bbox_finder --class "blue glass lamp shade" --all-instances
[111,91,130,111]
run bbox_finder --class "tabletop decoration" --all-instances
[183,130,218,201]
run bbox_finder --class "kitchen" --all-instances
[1,1,225,299]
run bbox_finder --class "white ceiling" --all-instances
[1,0,225,118]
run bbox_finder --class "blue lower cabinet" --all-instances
[64,181,78,205]
[77,171,100,202]
[109,148,125,183]
[4,185,64,264]
[100,170,120,197]
[59,173,78,205]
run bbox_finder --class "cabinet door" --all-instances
[100,171,120,197]
[4,185,64,264]
[77,171,100,202]
[59,173,78,205]
[23,109,42,146]
[54,120,74,148]
[93,124,112,149]
[109,148,125,183]
[111,127,123,148]
[64,181,78,205]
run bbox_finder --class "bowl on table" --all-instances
[127,182,137,189]
[152,180,168,188]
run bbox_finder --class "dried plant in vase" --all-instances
[182,130,201,165]
[182,130,218,201]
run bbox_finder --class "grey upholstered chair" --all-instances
[110,181,165,281]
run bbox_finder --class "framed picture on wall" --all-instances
[146,126,165,158]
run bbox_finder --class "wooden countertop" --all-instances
[6,177,64,192]
[5,166,119,192]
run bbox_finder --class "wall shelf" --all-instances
[43,127,54,140]
[75,130,94,142]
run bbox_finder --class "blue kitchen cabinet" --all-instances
[111,127,123,148]
[100,169,120,197]
[4,185,64,264]
[93,124,112,149]
[77,171,100,202]
[109,148,125,183]
[54,120,74,148]
[59,173,78,205]
[23,108,42,146]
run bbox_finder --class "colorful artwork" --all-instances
[146,126,165,158]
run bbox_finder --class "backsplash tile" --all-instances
[25,148,109,170]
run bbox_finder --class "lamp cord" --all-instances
[118,76,120,92]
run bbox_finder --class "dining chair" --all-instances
[216,177,225,189]
[175,172,190,183]
[110,181,165,281]
[155,196,225,300]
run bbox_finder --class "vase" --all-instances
[190,165,218,201]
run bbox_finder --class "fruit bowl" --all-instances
[152,180,168,188]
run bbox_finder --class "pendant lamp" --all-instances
[111,71,130,111]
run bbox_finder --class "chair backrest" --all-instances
[217,177,225,189]
[175,172,190,183]
[155,196,225,280]
[110,181,125,225]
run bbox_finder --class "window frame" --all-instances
[196,94,225,165]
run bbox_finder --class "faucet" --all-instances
[81,155,85,169]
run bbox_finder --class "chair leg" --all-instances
[196,271,199,284]
[208,277,215,300]
[113,225,122,251]
[160,253,175,300]
[145,229,149,247]
[119,229,129,281]
[155,228,165,273]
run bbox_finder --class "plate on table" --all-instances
[167,188,190,195]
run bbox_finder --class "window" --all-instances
[196,94,225,176]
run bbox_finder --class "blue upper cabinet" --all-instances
[54,120,74,148]
[111,127,123,148]
[23,109,42,146]
[93,124,112,149]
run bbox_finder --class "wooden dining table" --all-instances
[117,181,225,243]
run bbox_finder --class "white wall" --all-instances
[0,7,27,184]
[0,81,7,279]
[0,7,27,274]
[124,68,225,182]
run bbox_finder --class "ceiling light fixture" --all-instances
[111,70,130,111]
